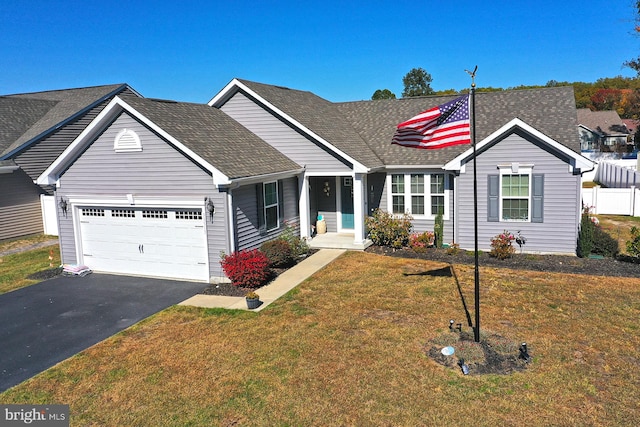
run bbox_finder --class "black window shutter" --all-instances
[487,175,499,222]
[531,174,544,223]
[256,184,265,232]
[278,180,284,223]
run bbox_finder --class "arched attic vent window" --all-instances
[114,128,142,152]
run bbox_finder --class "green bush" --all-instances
[577,207,595,258]
[260,239,295,268]
[365,209,413,249]
[626,226,640,257]
[434,213,444,248]
[279,221,309,257]
[591,225,619,257]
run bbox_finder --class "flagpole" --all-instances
[466,66,480,343]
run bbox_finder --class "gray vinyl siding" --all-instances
[455,133,580,255]
[308,177,337,232]
[56,112,230,279]
[377,171,454,243]
[221,92,352,173]
[0,169,45,240]
[233,177,300,250]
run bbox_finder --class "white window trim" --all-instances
[498,164,533,222]
[263,181,280,231]
[386,173,450,220]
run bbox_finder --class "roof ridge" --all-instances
[5,83,127,97]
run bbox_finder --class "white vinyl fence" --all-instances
[595,161,640,188]
[40,195,59,236]
[582,186,640,217]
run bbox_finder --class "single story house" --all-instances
[577,108,630,152]
[38,80,594,283]
[0,84,140,240]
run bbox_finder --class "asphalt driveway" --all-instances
[0,273,204,392]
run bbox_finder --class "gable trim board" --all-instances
[38,96,230,188]
[444,118,595,174]
[209,78,371,174]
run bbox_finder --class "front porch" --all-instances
[308,232,372,250]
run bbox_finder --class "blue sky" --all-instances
[1,1,638,103]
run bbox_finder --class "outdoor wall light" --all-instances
[323,181,331,197]
[58,197,68,218]
[205,197,215,223]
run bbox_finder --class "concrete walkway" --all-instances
[179,249,345,311]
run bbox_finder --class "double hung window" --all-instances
[389,173,448,218]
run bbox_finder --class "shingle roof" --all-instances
[1,84,130,157]
[0,97,58,152]
[236,79,385,169]
[122,97,301,179]
[576,108,629,136]
[336,86,580,166]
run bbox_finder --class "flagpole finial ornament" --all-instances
[465,65,478,88]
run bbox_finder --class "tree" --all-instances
[590,88,623,111]
[402,67,435,97]
[624,1,640,75]
[371,89,396,100]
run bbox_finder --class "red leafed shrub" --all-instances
[220,249,270,288]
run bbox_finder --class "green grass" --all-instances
[0,245,60,294]
[1,250,639,426]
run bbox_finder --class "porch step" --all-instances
[308,233,372,250]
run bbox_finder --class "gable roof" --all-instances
[576,108,629,137]
[38,96,302,186]
[1,84,135,158]
[122,97,302,180]
[444,118,594,173]
[336,86,581,166]
[210,79,385,172]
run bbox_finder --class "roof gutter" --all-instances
[217,167,305,189]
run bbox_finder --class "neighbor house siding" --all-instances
[56,112,229,279]
[220,92,352,173]
[0,169,45,240]
[455,133,580,254]
[233,177,300,250]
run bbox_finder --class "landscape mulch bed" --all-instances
[365,246,640,278]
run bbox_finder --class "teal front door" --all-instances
[341,177,354,229]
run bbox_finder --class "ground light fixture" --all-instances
[519,342,531,363]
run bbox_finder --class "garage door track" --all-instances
[0,273,203,392]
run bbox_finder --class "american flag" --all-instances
[391,94,471,149]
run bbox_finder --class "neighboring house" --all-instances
[39,80,594,283]
[0,84,140,240]
[622,119,638,136]
[577,108,630,152]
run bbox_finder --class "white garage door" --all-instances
[78,207,208,282]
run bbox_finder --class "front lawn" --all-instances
[0,244,60,294]
[1,251,639,426]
